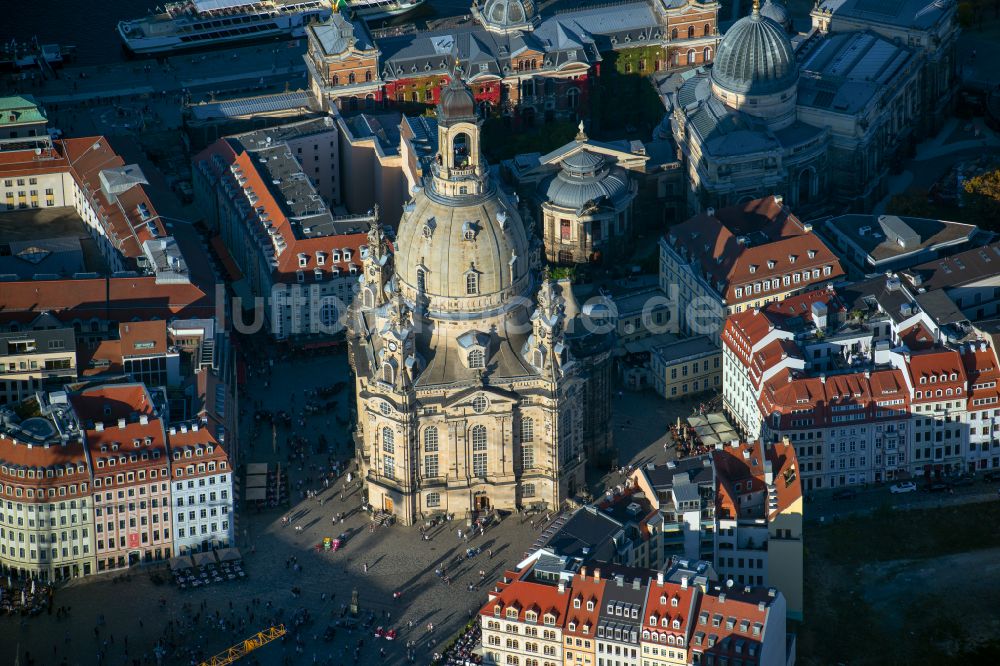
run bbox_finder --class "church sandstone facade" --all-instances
[348,76,611,525]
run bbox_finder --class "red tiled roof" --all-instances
[480,579,571,625]
[119,320,168,357]
[665,197,844,304]
[899,322,935,351]
[0,276,213,325]
[642,577,697,642]
[204,142,369,285]
[691,588,771,658]
[78,339,124,377]
[906,349,967,403]
[564,568,606,638]
[963,344,1000,404]
[0,435,91,496]
[69,383,155,422]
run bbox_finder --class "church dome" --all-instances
[711,4,797,97]
[438,74,477,122]
[760,0,792,32]
[541,151,631,211]
[394,186,531,315]
[475,0,538,34]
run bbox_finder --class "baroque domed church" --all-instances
[671,0,955,215]
[348,75,613,525]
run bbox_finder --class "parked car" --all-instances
[983,470,1000,483]
[925,482,950,492]
[833,489,858,500]
[890,482,917,494]
[949,476,974,487]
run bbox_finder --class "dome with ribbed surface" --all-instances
[760,0,792,32]
[711,6,797,97]
[542,150,631,211]
[475,0,537,34]
[438,74,476,122]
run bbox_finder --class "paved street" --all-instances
[0,353,544,666]
[806,480,1000,524]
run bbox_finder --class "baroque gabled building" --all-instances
[670,0,945,216]
[307,1,721,124]
[348,75,612,525]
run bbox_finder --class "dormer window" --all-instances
[331,251,341,262]
[586,601,594,611]
[808,250,817,259]
[671,597,679,607]
[767,260,775,269]
[749,265,757,274]
[316,252,326,266]
[468,349,485,369]
[343,249,352,262]
[573,599,581,609]
[298,253,308,268]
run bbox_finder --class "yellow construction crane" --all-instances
[198,625,287,666]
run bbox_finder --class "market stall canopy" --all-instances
[246,474,267,488]
[192,551,217,567]
[216,547,242,562]
[169,555,194,571]
[247,463,269,474]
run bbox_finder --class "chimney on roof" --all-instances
[758,601,766,611]
[657,572,664,585]
[782,436,790,446]
[706,207,715,218]
[95,422,104,432]
[615,575,624,587]
[820,375,826,384]
[580,566,587,580]
[168,427,176,435]
[632,578,641,590]
[192,423,199,432]
[768,587,776,598]
[864,370,871,379]
[117,418,126,430]
[681,576,689,589]
[773,194,783,206]
[558,581,566,594]
[594,568,601,582]
[718,592,726,603]
[139,414,149,425]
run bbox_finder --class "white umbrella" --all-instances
[30,580,35,595]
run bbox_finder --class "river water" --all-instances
[2,1,162,66]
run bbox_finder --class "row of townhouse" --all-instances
[0,382,234,581]
[531,440,804,621]
[480,553,791,666]
[657,196,845,340]
[722,256,1000,490]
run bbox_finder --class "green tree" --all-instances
[963,168,1000,227]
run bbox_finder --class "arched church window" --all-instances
[453,132,470,167]
[687,50,696,65]
[471,425,488,451]
[382,362,394,384]
[466,272,479,295]
[348,72,356,84]
[468,349,485,369]
[704,47,712,62]
[365,70,372,82]
[382,427,394,454]
[704,23,711,36]
[416,267,426,293]
[332,74,339,86]
[671,28,678,40]
[687,26,695,39]
[521,417,534,443]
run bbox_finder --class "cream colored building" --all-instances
[0,329,77,405]
[348,76,612,525]
[0,392,96,581]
